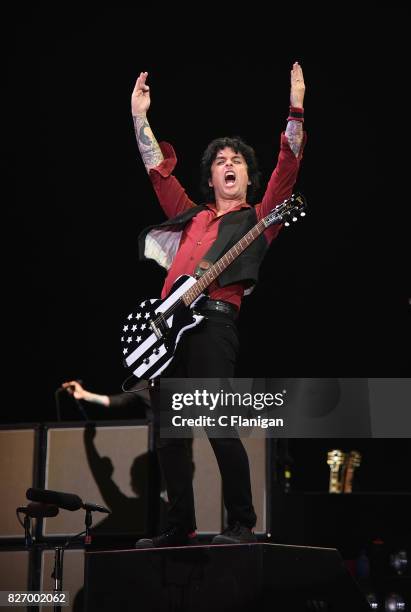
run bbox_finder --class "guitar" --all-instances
[121,192,307,379]
[343,450,362,493]
[327,449,346,493]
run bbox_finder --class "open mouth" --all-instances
[224,171,236,186]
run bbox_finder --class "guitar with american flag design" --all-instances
[121,192,307,379]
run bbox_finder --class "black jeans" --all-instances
[151,311,257,531]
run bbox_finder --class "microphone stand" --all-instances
[16,508,33,548]
[17,507,61,610]
[51,546,64,612]
[84,509,93,545]
[50,506,98,611]
[23,514,32,548]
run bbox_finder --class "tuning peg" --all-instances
[300,211,306,217]
[292,216,297,222]
[284,221,290,227]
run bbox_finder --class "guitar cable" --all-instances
[121,374,156,395]
[55,381,89,422]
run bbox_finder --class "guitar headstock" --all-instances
[346,450,362,469]
[263,192,307,228]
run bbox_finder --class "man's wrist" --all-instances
[287,106,304,122]
[84,392,110,406]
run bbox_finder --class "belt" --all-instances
[195,299,239,320]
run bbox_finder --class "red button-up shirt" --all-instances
[149,132,306,309]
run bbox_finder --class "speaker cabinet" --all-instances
[191,437,267,534]
[42,422,150,537]
[242,438,268,534]
[0,427,37,539]
[0,549,30,591]
[192,438,222,533]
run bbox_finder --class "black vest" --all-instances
[138,205,269,290]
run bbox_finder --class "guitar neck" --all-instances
[181,217,267,306]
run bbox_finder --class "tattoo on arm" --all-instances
[133,115,164,172]
[285,120,303,157]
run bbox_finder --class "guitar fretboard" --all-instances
[182,218,267,306]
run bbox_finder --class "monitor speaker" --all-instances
[84,543,370,611]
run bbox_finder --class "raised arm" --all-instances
[131,71,196,218]
[131,71,164,172]
[285,62,305,157]
[256,62,307,235]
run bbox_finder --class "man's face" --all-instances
[209,147,250,201]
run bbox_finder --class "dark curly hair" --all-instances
[200,136,261,204]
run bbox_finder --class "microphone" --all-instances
[83,502,110,514]
[17,502,59,518]
[26,488,82,511]
[26,488,110,514]
[59,379,89,421]
[58,379,84,394]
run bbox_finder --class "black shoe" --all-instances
[135,526,198,549]
[212,522,257,545]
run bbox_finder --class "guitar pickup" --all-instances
[150,316,169,339]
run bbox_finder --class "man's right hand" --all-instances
[62,381,110,406]
[62,380,87,400]
[131,71,151,116]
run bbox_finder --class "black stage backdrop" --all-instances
[7,8,409,423]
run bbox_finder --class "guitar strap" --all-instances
[195,208,258,278]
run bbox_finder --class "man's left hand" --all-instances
[290,62,305,108]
